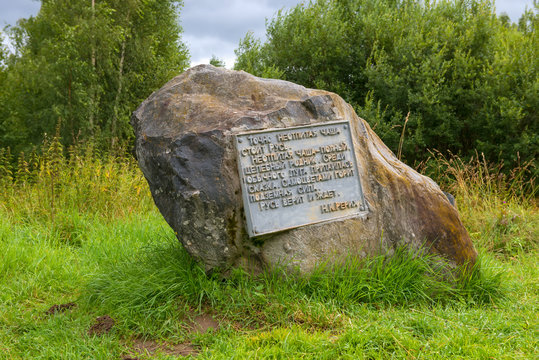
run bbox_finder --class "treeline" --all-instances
[234,0,538,174]
[0,0,536,177]
[0,0,189,154]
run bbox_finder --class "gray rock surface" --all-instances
[132,64,477,274]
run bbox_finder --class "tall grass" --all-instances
[1,136,537,358]
[0,132,155,229]
[418,151,538,256]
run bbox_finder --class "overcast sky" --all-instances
[0,0,535,68]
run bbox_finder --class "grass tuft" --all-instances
[82,239,506,340]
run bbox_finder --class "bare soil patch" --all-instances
[88,315,115,336]
[190,313,220,334]
[45,302,77,315]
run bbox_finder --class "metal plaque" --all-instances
[235,120,367,237]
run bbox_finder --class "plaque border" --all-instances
[235,120,367,237]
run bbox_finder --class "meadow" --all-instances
[0,137,537,359]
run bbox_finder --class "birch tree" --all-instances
[0,0,189,152]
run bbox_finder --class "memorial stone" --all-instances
[131,64,477,274]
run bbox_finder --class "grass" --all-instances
[0,141,537,359]
[418,150,538,256]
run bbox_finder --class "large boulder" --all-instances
[131,64,477,274]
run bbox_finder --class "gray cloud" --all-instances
[182,0,302,67]
[0,0,40,27]
[496,0,535,21]
[183,33,238,67]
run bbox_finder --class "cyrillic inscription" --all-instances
[235,121,367,236]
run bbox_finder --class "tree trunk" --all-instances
[111,24,128,147]
[89,0,96,132]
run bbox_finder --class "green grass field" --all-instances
[0,144,537,359]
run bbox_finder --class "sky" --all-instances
[0,0,535,68]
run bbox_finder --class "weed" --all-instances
[417,150,538,256]
[0,137,154,227]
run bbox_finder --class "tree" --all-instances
[0,0,189,152]
[235,0,538,173]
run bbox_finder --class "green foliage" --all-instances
[0,0,189,153]
[234,0,538,173]
[234,31,285,79]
